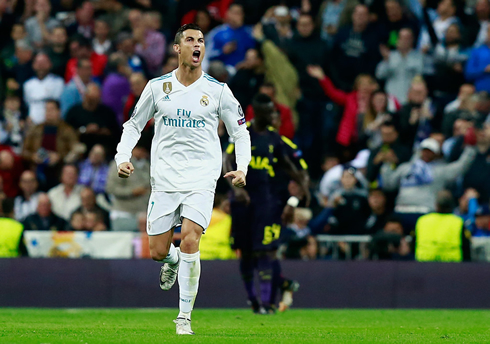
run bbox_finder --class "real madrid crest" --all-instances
[163,82,172,94]
[200,95,209,107]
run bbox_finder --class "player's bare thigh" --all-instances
[180,218,203,254]
[149,228,175,261]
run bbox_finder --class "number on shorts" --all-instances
[262,224,281,245]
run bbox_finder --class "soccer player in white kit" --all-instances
[114,23,251,335]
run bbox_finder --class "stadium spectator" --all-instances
[0,23,27,85]
[319,149,370,203]
[431,23,469,106]
[92,18,112,56]
[418,0,458,51]
[132,10,166,77]
[442,84,476,136]
[46,26,70,78]
[283,207,317,260]
[22,100,80,189]
[23,53,65,125]
[319,0,345,44]
[207,60,229,83]
[448,120,490,202]
[285,12,327,159]
[244,83,295,139]
[414,190,471,262]
[382,137,477,232]
[228,48,265,111]
[208,3,255,70]
[258,5,292,48]
[376,28,423,104]
[0,94,24,154]
[0,198,25,257]
[24,0,60,48]
[307,65,378,154]
[66,1,94,39]
[105,145,150,231]
[123,72,147,123]
[465,25,490,92]
[200,194,236,260]
[60,58,93,117]
[64,37,108,83]
[472,0,490,47]
[365,188,391,234]
[101,0,130,37]
[73,186,110,229]
[5,39,35,93]
[381,0,420,49]
[469,204,490,237]
[366,121,412,185]
[23,192,67,231]
[369,216,412,260]
[84,210,107,231]
[47,164,82,221]
[328,166,371,234]
[330,4,383,90]
[0,148,23,198]
[67,210,84,231]
[361,91,396,149]
[78,144,109,195]
[14,171,40,222]
[115,32,148,76]
[65,83,120,155]
[0,0,16,50]
[101,53,132,125]
[397,77,435,148]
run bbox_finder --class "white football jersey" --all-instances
[115,69,251,192]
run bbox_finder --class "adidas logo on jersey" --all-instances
[163,95,171,101]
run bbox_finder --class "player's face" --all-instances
[174,29,205,69]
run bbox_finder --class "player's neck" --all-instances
[251,120,267,133]
[175,65,202,86]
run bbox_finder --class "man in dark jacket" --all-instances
[366,121,412,185]
[285,13,329,174]
[330,4,384,91]
[23,193,66,231]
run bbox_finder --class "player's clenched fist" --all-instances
[118,162,134,178]
[224,170,246,188]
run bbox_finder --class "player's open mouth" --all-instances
[192,50,200,63]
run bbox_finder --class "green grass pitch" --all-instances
[2,308,490,343]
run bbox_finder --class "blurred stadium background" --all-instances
[3,0,490,341]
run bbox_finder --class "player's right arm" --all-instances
[115,81,156,178]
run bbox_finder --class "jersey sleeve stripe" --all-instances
[281,136,298,149]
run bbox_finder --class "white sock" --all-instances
[178,251,200,317]
[155,243,179,265]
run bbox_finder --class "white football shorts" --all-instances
[146,190,214,236]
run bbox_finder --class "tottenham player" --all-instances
[225,94,308,313]
[115,23,251,335]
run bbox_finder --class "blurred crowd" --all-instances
[1,0,490,261]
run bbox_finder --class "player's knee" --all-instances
[180,235,200,253]
[150,247,169,261]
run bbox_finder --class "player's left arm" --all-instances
[219,84,251,188]
[275,137,311,207]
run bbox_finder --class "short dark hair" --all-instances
[45,99,60,109]
[174,23,203,44]
[385,215,403,227]
[252,93,273,108]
